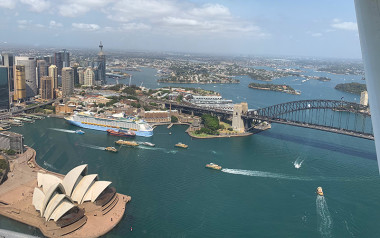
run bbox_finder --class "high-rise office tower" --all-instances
[0,66,9,110]
[54,50,70,76]
[48,65,58,89]
[41,76,53,99]
[96,41,106,85]
[62,67,74,97]
[78,67,85,85]
[15,56,37,98]
[1,53,14,91]
[36,59,47,89]
[72,63,79,86]
[84,67,95,86]
[43,55,54,66]
[14,65,26,101]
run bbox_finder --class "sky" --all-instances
[0,0,362,58]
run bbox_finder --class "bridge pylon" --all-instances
[232,102,248,133]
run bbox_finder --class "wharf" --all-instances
[0,147,130,237]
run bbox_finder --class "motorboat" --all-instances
[75,130,85,135]
[316,187,324,196]
[205,163,222,170]
[105,147,118,152]
[140,142,155,147]
[175,142,188,149]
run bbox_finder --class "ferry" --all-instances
[75,130,85,135]
[316,187,324,196]
[65,112,153,137]
[107,129,136,137]
[175,142,188,149]
[115,140,139,146]
[205,163,222,170]
[104,147,118,152]
[140,142,155,147]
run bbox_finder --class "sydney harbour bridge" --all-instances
[165,99,373,140]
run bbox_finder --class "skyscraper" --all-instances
[48,65,58,89]
[78,67,85,85]
[84,67,95,86]
[36,59,47,89]
[15,56,37,98]
[0,66,9,110]
[54,50,70,76]
[62,67,74,97]
[41,76,53,100]
[1,53,14,91]
[96,41,106,85]
[14,65,26,101]
[72,63,79,86]
[43,55,54,66]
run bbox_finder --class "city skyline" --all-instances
[0,0,361,59]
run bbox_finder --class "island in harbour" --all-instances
[335,82,367,94]
[248,83,300,95]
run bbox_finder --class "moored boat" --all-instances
[115,140,139,146]
[316,187,324,196]
[205,163,222,170]
[105,147,118,152]
[107,129,136,137]
[175,142,188,149]
[75,130,85,135]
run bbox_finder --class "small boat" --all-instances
[75,130,85,135]
[316,187,324,196]
[107,129,136,137]
[175,142,188,149]
[115,140,139,146]
[105,147,118,152]
[140,142,155,147]
[205,163,222,170]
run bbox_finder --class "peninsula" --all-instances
[248,83,300,95]
[335,82,367,95]
[0,147,130,238]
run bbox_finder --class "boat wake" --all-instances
[139,145,178,154]
[221,169,312,181]
[316,196,333,238]
[49,128,76,134]
[79,144,106,150]
[43,161,57,171]
[294,157,304,169]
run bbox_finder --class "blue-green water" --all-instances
[4,67,380,237]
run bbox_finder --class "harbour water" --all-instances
[4,67,380,237]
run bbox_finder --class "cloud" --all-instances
[311,33,322,37]
[49,20,63,28]
[331,19,357,31]
[106,0,264,36]
[72,23,100,31]
[0,0,16,9]
[20,0,50,12]
[58,0,114,17]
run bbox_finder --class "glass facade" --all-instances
[0,66,9,110]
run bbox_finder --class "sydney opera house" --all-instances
[32,164,119,230]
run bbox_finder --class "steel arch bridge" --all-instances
[245,100,373,140]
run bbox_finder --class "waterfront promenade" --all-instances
[0,147,130,237]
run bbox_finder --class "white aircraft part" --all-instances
[355,0,380,172]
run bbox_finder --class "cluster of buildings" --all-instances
[0,42,106,111]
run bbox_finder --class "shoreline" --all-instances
[0,147,131,238]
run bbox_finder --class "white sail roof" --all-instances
[62,164,88,197]
[71,174,98,204]
[49,200,75,222]
[41,183,65,216]
[82,181,112,203]
[37,173,62,194]
[32,188,45,212]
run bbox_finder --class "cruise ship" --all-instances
[65,112,153,137]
